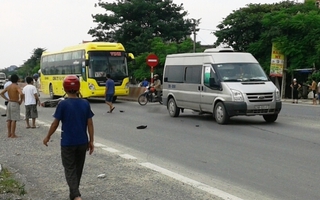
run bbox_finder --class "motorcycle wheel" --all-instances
[138,94,148,106]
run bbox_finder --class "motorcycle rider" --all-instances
[153,74,162,98]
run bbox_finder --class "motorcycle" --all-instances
[138,86,163,106]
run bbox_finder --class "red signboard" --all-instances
[146,54,159,67]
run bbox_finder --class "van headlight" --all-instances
[231,89,244,102]
[275,89,281,101]
[88,83,95,90]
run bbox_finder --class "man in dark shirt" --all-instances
[105,74,115,113]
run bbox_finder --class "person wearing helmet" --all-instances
[33,73,40,97]
[43,75,94,200]
[153,74,162,98]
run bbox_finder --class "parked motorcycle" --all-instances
[138,86,162,106]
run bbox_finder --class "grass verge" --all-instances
[0,167,26,196]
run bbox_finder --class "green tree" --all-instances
[130,37,197,81]
[17,48,46,78]
[214,1,320,73]
[88,0,194,55]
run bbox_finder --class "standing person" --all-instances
[309,78,317,105]
[22,77,41,128]
[317,80,320,104]
[290,78,301,104]
[43,75,94,200]
[140,78,149,87]
[105,74,115,113]
[153,74,162,97]
[33,73,40,97]
[1,76,12,117]
[0,74,22,138]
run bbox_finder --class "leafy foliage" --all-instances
[130,37,197,81]
[214,1,320,73]
[88,0,194,55]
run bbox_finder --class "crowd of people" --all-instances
[0,73,95,200]
[290,77,320,105]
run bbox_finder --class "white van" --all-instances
[162,48,282,124]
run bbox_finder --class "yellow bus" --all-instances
[40,42,134,101]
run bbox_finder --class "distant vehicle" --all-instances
[162,48,282,124]
[0,72,6,89]
[40,42,135,101]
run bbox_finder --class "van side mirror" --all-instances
[164,77,168,82]
[209,77,220,88]
[85,60,89,67]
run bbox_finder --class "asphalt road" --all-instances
[1,95,320,200]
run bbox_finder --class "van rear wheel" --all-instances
[263,114,278,123]
[214,102,229,124]
[168,98,180,117]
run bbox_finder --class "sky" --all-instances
[0,0,303,69]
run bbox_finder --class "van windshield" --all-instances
[214,63,269,82]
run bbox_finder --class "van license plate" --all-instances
[255,105,269,109]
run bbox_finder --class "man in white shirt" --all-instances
[1,76,12,117]
[22,76,40,128]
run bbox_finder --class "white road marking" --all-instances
[119,154,137,160]
[139,162,244,200]
[102,147,120,153]
[94,143,107,147]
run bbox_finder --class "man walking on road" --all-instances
[43,75,94,200]
[0,74,22,138]
[105,73,115,113]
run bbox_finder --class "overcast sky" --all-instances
[0,0,302,69]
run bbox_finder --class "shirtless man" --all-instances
[0,74,23,138]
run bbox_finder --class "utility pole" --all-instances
[191,18,200,53]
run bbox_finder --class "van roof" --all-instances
[204,47,234,53]
[166,52,258,64]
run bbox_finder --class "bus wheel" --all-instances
[168,98,180,117]
[49,85,55,99]
[263,114,278,123]
[112,96,117,103]
[214,102,229,124]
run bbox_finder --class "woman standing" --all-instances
[290,78,301,104]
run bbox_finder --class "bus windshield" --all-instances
[88,51,128,81]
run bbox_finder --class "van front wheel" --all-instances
[168,98,180,117]
[214,102,229,124]
[263,114,278,123]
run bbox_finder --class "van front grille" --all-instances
[246,93,273,102]
[247,109,275,114]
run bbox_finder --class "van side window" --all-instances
[185,66,201,84]
[203,66,218,87]
[164,65,184,83]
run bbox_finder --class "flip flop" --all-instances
[26,127,31,129]
[110,107,115,113]
[31,126,39,129]
[136,125,147,129]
